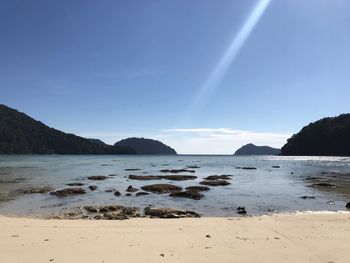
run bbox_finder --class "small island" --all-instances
[234,143,281,155]
[114,137,177,155]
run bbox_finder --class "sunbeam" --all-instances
[187,0,272,116]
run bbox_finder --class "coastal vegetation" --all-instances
[234,143,281,155]
[114,137,177,155]
[2,104,350,157]
[0,104,175,155]
[281,114,350,156]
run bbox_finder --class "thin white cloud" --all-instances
[76,128,292,155]
[156,128,291,154]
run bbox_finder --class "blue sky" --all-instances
[1,0,350,154]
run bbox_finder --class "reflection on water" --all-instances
[0,155,349,217]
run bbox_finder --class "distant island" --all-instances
[115,137,177,155]
[234,143,281,156]
[0,104,176,155]
[281,113,350,156]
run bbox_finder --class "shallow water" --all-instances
[0,155,349,217]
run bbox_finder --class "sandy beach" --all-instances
[0,212,349,263]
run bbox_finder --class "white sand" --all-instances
[0,212,349,263]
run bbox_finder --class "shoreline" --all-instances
[0,206,350,221]
[0,209,350,222]
[1,209,350,219]
[1,211,349,262]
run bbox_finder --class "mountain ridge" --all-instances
[0,105,175,155]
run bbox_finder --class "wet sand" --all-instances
[1,212,349,263]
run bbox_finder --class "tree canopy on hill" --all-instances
[281,114,350,156]
[0,104,135,154]
[114,137,177,155]
[234,143,281,155]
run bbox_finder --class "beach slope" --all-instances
[0,212,349,263]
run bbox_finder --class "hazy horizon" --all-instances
[1,0,349,154]
[76,128,291,155]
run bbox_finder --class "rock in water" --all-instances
[129,174,196,181]
[237,206,247,215]
[88,176,108,181]
[144,207,200,218]
[311,182,336,188]
[169,190,204,200]
[50,188,86,197]
[204,175,231,180]
[186,165,200,169]
[159,169,195,173]
[185,186,210,192]
[141,184,182,193]
[300,196,315,199]
[52,205,141,220]
[200,180,230,186]
[126,185,138,192]
[129,175,162,180]
[84,206,98,213]
[160,175,197,181]
[136,192,150,196]
[88,185,97,191]
[20,187,54,194]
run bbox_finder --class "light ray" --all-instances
[188,0,272,115]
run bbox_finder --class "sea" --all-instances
[0,155,349,217]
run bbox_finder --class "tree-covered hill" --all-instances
[234,143,281,155]
[281,114,350,156]
[114,137,177,155]
[0,104,135,154]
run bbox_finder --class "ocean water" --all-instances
[0,155,349,217]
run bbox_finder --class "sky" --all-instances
[1,0,350,154]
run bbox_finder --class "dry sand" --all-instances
[0,212,349,263]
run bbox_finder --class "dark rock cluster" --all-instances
[169,190,204,200]
[141,184,182,194]
[159,169,195,173]
[50,188,86,198]
[200,180,230,186]
[50,205,200,219]
[20,187,54,194]
[129,174,197,181]
[88,176,108,181]
[144,207,200,218]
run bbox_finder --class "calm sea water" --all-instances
[0,155,349,217]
